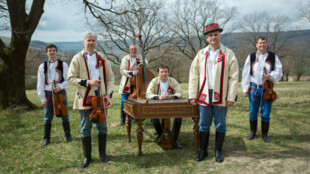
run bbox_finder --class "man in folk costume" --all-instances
[241,36,282,143]
[118,45,145,125]
[146,65,183,149]
[37,44,73,147]
[67,31,115,168]
[189,23,239,162]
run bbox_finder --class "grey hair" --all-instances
[83,31,97,40]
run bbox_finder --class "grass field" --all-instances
[0,82,310,174]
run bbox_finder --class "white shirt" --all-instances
[37,60,71,103]
[86,53,100,90]
[159,80,169,95]
[130,57,138,71]
[207,49,220,89]
[241,52,283,93]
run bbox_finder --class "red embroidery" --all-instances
[124,87,130,92]
[199,94,207,101]
[217,57,222,63]
[214,91,220,100]
[86,96,95,104]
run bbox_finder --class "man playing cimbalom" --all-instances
[118,45,141,126]
[189,23,239,162]
[37,44,73,147]
[67,31,114,168]
[146,64,183,149]
[241,36,282,143]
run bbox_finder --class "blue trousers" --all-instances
[199,90,227,133]
[79,109,108,137]
[121,93,130,108]
[43,90,69,124]
[249,82,272,122]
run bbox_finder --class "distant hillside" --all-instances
[2,29,310,53]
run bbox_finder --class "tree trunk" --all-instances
[0,0,45,109]
[0,41,37,109]
[285,72,289,82]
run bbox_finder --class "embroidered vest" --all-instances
[44,60,64,85]
[250,51,275,75]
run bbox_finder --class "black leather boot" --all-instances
[153,122,163,145]
[98,134,109,162]
[81,136,91,168]
[63,122,74,142]
[172,121,182,149]
[119,109,126,126]
[247,120,257,140]
[262,122,271,143]
[196,132,209,161]
[215,132,225,163]
[42,123,51,147]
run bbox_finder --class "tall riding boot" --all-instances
[81,136,92,168]
[98,134,109,162]
[42,123,52,147]
[119,109,126,126]
[262,122,271,142]
[62,122,74,142]
[153,122,163,145]
[247,120,257,140]
[172,121,182,149]
[215,132,225,163]
[196,132,209,161]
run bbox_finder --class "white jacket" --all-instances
[188,44,239,106]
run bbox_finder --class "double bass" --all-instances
[52,80,68,117]
[263,67,277,102]
[89,86,106,123]
[128,34,155,100]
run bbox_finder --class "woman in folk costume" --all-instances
[67,31,114,168]
[188,23,239,162]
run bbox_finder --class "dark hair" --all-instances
[156,64,169,73]
[45,44,57,52]
[256,36,268,43]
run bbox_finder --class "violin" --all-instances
[89,86,106,123]
[263,67,277,102]
[52,80,68,117]
[128,33,155,100]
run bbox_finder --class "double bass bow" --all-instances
[128,33,155,100]
[52,80,68,117]
[89,85,106,123]
[263,67,277,102]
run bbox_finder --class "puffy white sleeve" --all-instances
[37,64,47,103]
[241,55,251,93]
[59,62,71,90]
[270,55,283,82]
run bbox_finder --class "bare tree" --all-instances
[298,1,310,22]
[0,0,45,109]
[83,0,174,66]
[0,0,9,31]
[287,41,310,81]
[169,0,238,60]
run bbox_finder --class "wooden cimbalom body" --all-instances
[123,99,200,155]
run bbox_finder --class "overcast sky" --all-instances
[2,0,309,43]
